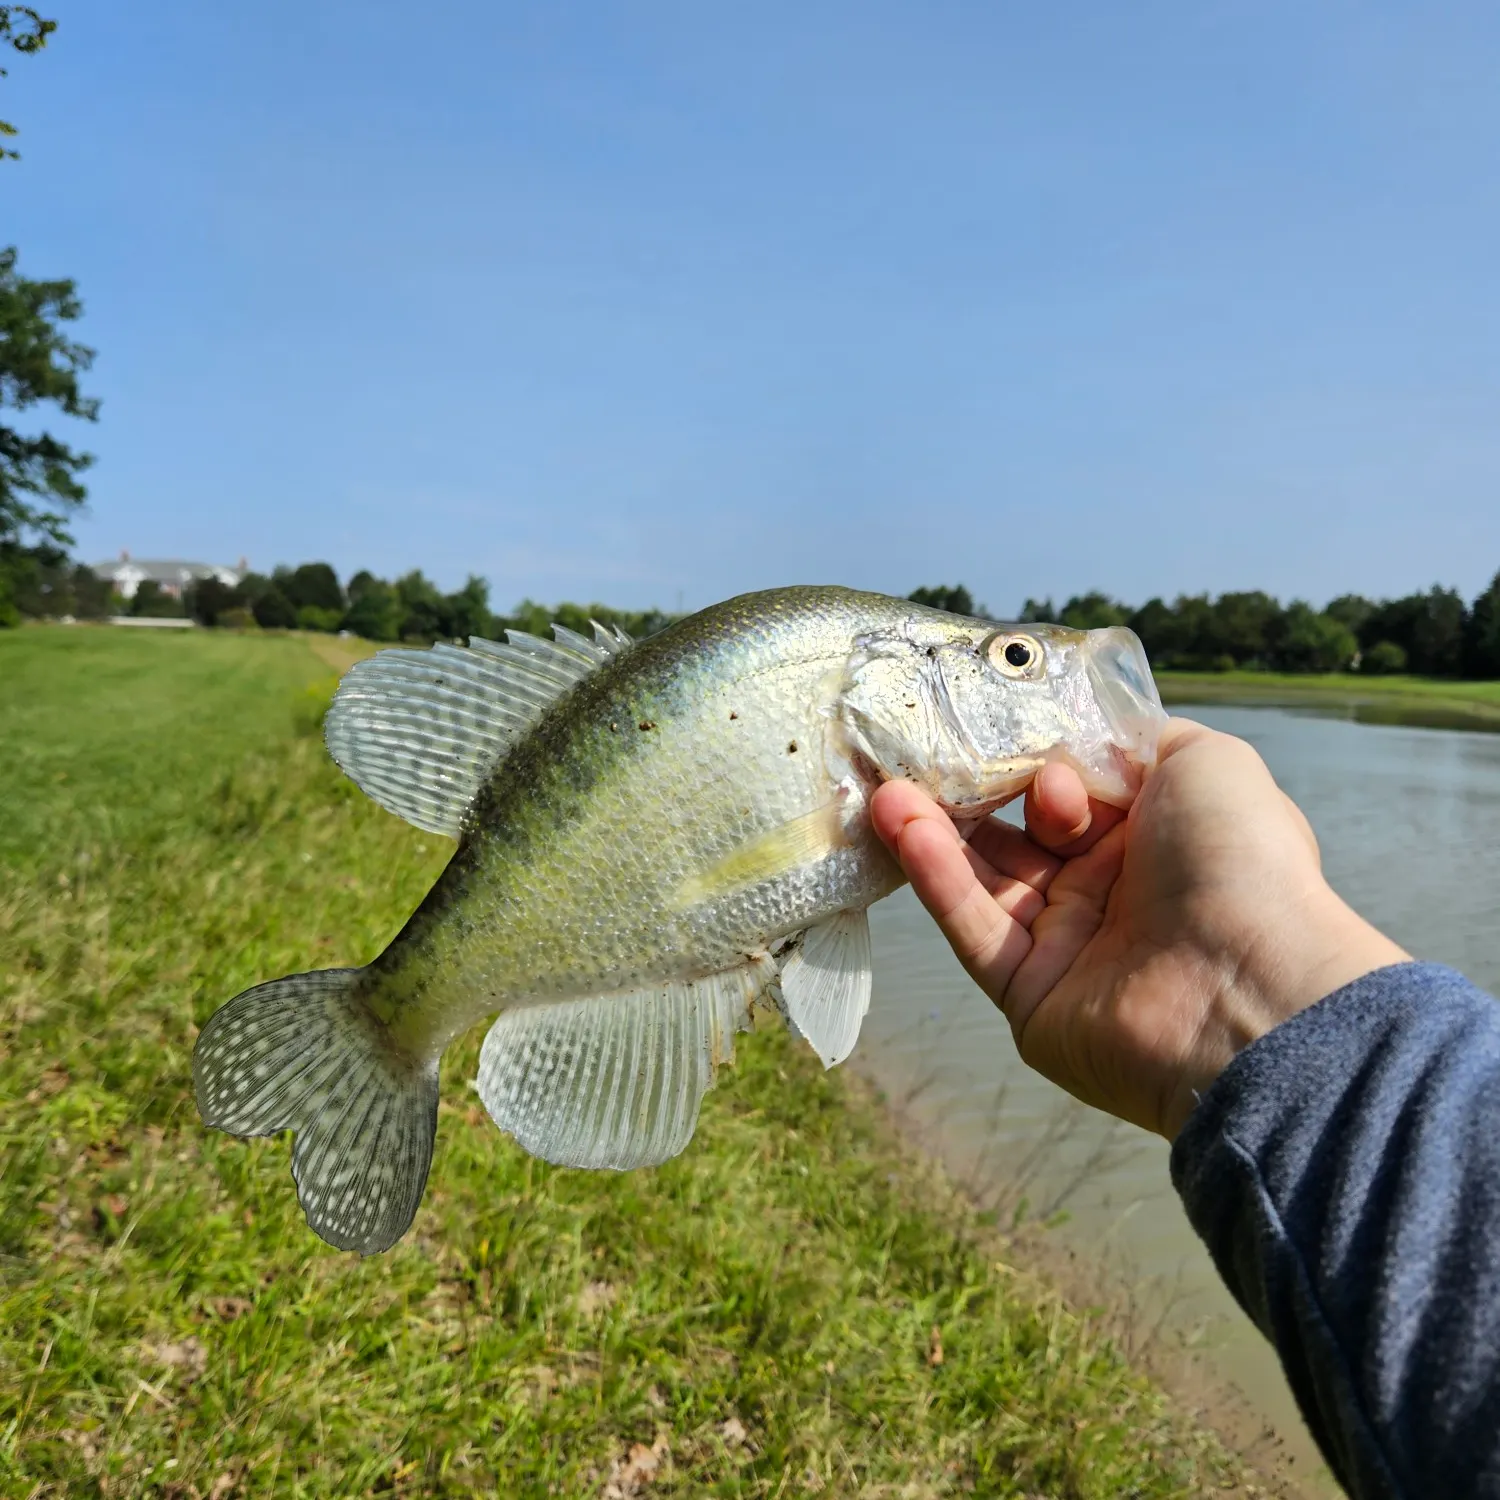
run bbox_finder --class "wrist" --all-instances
[1161,887,1409,1140]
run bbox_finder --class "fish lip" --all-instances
[933,790,1014,819]
[1068,743,1147,809]
[1083,627,1167,770]
[929,758,1047,819]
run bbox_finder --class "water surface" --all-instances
[858,705,1500,1483]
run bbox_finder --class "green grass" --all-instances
[0,624,1267,1498]
[1158,668,1500,730]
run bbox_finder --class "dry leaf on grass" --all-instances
[602,1431,671,1497]
[94,1194,130,1226]
[26,1065,70,1103]
[928,1325,944,1367]
[140,1337,208,1378]
[577,1280,618,1317]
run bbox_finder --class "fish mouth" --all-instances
[930,757,1047,819]
[1078,627,1168,806]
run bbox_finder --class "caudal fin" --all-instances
[193,967,438,1254]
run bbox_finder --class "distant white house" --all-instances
[88,550,247,600]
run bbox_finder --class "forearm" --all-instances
[1172,963,1500,1499]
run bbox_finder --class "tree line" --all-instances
[9,562,1500,679]
[911,578,1500,678]
[100,559,681,647]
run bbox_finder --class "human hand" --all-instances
[870,719,1408,1139]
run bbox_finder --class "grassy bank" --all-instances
[1158,668,1500,731]
[1,626,1268,1498]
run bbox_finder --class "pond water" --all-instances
[857,705,1500,1486]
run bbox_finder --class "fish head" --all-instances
[837,616,1166,814]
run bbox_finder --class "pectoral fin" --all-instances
[674,802,849,908]
[474,959,774,1170]
[777,909,873,1069]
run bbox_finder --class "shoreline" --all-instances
[849,1061,1322,1497]
[1158,670,1500,733]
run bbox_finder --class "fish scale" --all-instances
[193,585,1165,1253]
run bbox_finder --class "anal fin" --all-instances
[475,961,773,1170]
[777,909,872,1069]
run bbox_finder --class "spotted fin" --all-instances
[323,623,632,839]
[474,961,772,1169]
[777,909,873,1068]
[193,966,438,1255]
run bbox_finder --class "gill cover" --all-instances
[835,617,1166,812]
[836,621,1066,812]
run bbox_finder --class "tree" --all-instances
[1408,586,1467,677]
[253,586,297,630]
[1359,595,1418,657]
[1058,591,1128,631]
[1465,571,1500,679]
[0,247,98,624]
[1362,640,1408,675]
[497,597,678,643]
[4,547,108,619]
[1018,597,1057,624]
[187,575,240,625]
[444,574,494,641]
[233,571,273,604]
[283,562,344,614]
[343,576,404,640]
[1125,598,1178,666]
[1270,602,1357,673]
[346,569,382,603]
[0,7,54,161]
[1168,594,1215,666]
[1325,593,1375,639]
[1206,591,1283,666]
[129,580,183,618]
[908,584,975,617]
[296,604,342,632]
[395,569,446,640]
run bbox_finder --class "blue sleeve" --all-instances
[1170,962,1500,1500]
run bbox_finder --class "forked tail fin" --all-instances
[193,967,438,1254]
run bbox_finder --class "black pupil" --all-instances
[1004,641,1032,669]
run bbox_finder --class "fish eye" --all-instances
[984,632,1045,679]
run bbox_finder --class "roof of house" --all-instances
[89,558,243,583]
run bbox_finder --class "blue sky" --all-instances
[6,2,1500,614]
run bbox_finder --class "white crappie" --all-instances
[193,586,1165,1253]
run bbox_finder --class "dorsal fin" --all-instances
[323,623,633,838]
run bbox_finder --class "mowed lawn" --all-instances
[0,626,1265,1498]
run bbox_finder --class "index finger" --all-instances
[870,779,1039,985]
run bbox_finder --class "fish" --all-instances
[192,585,1166,1254]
